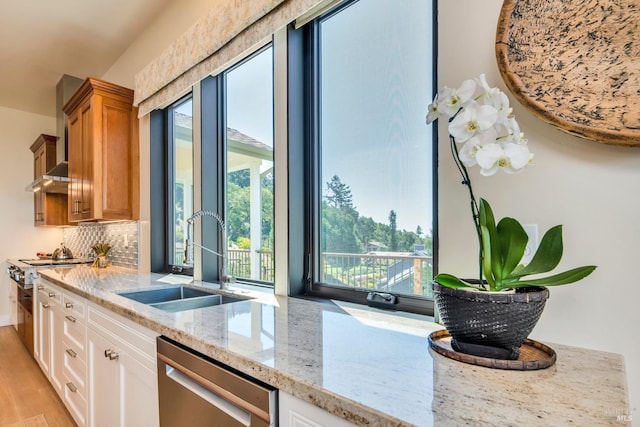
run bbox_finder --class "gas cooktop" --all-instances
[17,258,93,266]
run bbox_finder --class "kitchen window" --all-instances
[291,0,437,314]
[152,46,275,285]
[152,0,436,315]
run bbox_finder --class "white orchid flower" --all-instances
[475,141,532,176]
[439,79,476,117]
[458,127,498,167]
[504,117,526,143]
[449,101,498,143]
[426,94,440,124]
[503,142,534,172]
[476,74,492,96]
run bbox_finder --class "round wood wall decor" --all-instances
[495,0,640,146]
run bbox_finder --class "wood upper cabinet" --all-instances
[29,134,69,226]
[63,77,139,222]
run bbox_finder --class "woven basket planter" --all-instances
[433,281,549,360]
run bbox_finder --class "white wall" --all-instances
[0,106,63,324]
[438,0,639,418]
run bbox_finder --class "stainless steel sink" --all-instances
[117,286,249,312]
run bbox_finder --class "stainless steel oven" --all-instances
[157,337,277,427]
[6,258,92,355]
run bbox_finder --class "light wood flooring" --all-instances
[0,326,75,427]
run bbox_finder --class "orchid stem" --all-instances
[449,135,483,282]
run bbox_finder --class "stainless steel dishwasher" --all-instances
[157,337,277,427]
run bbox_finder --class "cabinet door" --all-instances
[119,350,158,427]
[68,99,93,221]
[24,310,34,356]
[36,296,51,376]
[87,328,118,427]
[33,145,44,225]
[279,392,355,427]
[50,305,65,396]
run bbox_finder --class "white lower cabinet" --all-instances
[35,279,88,425]
[87,303,159,427]
[279,391,355,427]
[34,279,159,427]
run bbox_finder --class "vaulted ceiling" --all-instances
[0,0,171,117]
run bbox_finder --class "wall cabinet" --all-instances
[63,77,139,222]
[279,391,355,427]
[87,303,159,427]
[29,134,69,226]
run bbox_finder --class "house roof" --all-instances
[175,112,272,154]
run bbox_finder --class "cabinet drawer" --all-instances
[63,349,87,397]
[63,315,86,357]
[63,371,87,427]
[88,305,157,366]
[62,293,86,321]
[38,284,63,306]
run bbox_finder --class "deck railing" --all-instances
[181,247,432,296]
[321,252,434,297]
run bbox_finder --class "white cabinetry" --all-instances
[279,391,355,427]
[34,279,160,427]
[87,303,159,427]
[35,279,88,426]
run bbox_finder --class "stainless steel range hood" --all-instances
[25,74,82,195]
[25,161,70,194]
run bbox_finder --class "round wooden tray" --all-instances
[496,0,640,146]
[428,330,556,370]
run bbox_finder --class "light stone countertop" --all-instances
[38,265,630,427]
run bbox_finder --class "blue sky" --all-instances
[224,0,433,233]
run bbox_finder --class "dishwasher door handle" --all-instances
[158,353,270,425]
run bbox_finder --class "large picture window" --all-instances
[304,0,436,313]
[224,47,275,285]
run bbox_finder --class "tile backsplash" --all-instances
[63,221,139,269]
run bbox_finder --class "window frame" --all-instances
[292,0,438,316]
[151,93,195,276]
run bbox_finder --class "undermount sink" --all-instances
[117,286,249,312]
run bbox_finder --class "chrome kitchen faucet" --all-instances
[183,210,234,289]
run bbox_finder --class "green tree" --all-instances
[388,210,398,251]
[261,173,274,249]
[325,175,354,209]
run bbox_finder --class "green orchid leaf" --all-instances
[496,217,528,278]
[510,225,563,278]
[434,274,483,290]
[507,266,596,287]
[480,225,496,290]
[479,199,502,282]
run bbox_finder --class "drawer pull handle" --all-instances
[48,292,56,298]
[42,304,50,309]
[66,382,77,393]
[104,349,119,360]
[66,348,77,358]
[65,302,73,309]
[38,285,44,290]
[65,315,76,323]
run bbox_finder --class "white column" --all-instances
[250,163,261,280]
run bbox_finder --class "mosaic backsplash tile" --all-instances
[63,221,139,270]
